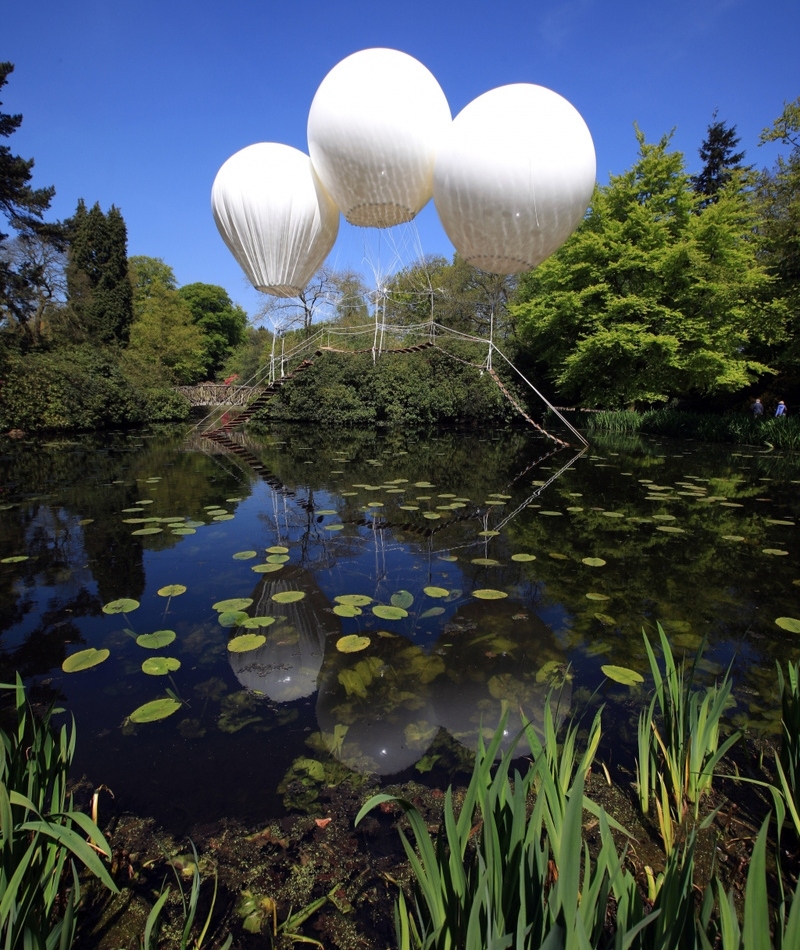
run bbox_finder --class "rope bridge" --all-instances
[190,320,587,449]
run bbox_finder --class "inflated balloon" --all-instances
[211,143,339,297]
[433,84,596,273]
[307,48,451,228]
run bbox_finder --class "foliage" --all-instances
[635,626,740,852]
[775,661,800,837]
[65,200,133,345]
[0,675,117,949]
[0,62,65,345]
[511,128,780,408]
[177,282,247,378]
[583,407,800,448]
[264,342,512,427]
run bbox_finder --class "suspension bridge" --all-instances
[189,318,587,450]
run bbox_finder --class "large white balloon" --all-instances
[433,84,596,274]
[211,142,339,298]
[307,48,452,228]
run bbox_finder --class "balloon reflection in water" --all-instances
[316,635,440,776]
[432,599,571,757]
[228,568,339,703]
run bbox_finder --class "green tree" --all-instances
[65,200,134,344]
[331,269,370,326]
[756,97,800,374]
[511,128,777,408]
[129,255,177,296]
[177,282,247,378]
[127,280,206,384]
[691,111,747,207]
[0,62,64,345]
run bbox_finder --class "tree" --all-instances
[755,97,800,372]
[511,127,777,408]
[691,111,747,207]
[65,200,134,344]
[253,267,338,338]
[0,62,64,344]
[129,255,177,297]
[177,282,247,378]
[331,270,370,326]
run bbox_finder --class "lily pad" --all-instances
[239,616,276,629]
[324,524,345,531]
[582,557,607,567]
[266,546,289,554]
[479,530,500,537]
[158,584,187,597]
[129,698,181,723]
[132,527,163,536]
[266,554,290,564]
[103,598,140,615]
[586,592,610,602]
[602,665,644,686]
[252,563,283,573]
[473,589,508,600]
[776,617,800,633]
[372,605,408,620]
[142,656,181,675]
[763,549,789,556]
[333,604,362,618]
[227,633,267,653]
[1,555,28,564]
[136,630,177,649]
[335,594,373,606]
[212,598,253,612]
[471,558,501,567]
[423,586,449,598]
[336,635,371,653]
[420,607,446,619]
[172,527,197,535]
[233,550,258,560]
[511,553,536,562]
[391,590,414,610]
[218,610,249,627]
[271,591,306,604]
[62,648,110,673]
[422,513,442,520]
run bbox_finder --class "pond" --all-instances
[1,422,798,834]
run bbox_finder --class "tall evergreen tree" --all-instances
[0,62,64,342]
[65,200,133,344]
[691,111,747,207]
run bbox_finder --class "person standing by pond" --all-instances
[775,400,787,418]
[751,398,764,420]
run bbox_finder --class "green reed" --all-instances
[775,660,800,838]
[0,675,117,950]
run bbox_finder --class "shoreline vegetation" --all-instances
[4,629,800,949]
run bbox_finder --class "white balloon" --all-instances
[211,142,339,298]
[307,48,452,228]
[433,84,596,274]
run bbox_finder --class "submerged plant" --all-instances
[0,675,118,949]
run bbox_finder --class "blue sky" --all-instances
[5,0,799,318]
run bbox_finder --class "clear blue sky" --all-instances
[5,0,799,319]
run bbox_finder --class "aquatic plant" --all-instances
[0,675,117,949]
[775,660,800,837]
[635,625,740,852]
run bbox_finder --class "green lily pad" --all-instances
[239,616,276,629]
[272,591,306,604]
[594,613,616,626]
[212,598,253,612]
[582,557,607,567]
[471,558,501,567]
[479,530,500,537]
[324,524,344,531]
[136,630,177,649]
[227,634,267,653]
[419,607,446,619]
[102,598,140,615]
[333,604,363,618]
[656,526,685,534]
[267,554,290,564]
[602,665,644,686]
[473,589,508,600]
[372,605,408,620]
[266,546,289,554]
[438,555,458,562]
[422,513,442,520]
[132,527,163,535]
[1,555,28,564]
[62,648,110,673]
[763,549,789,556]
[218,610,249,627]
[722,535,745,542]
[423,586,449,598]
[142,656,182,675]
[158,584,187,597]
[252,563,283,573]
[233,550,258,560]
[539,510,563,516]
[129,698,181,723]
[391,590,414,610]
[586,592,610,602]
[336,635,371,653]
[335,594,373,606]
[511,553,536,562]
[776,617,800,633]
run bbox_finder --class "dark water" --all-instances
[1,423,798,831]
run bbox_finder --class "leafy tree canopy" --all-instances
[511,127,779,408]
[177,282,247,377]
[691,111,747,207]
